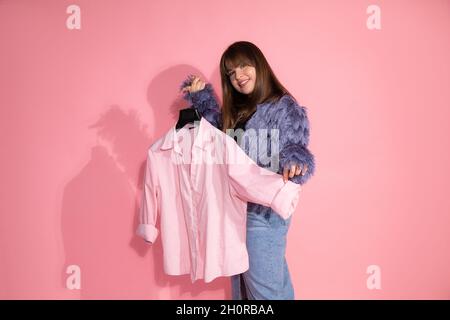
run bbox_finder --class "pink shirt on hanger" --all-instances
[136,117,301,283]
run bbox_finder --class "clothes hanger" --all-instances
[175,107,202,130]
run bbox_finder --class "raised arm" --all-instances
[180,76,223,129]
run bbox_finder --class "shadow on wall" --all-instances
[60,64,230,299]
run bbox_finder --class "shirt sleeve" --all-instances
[224,133,301,220]
[136,150,160,244]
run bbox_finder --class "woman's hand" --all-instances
[181,75,206,94]
[283,163,308,183]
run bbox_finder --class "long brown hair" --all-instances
[219,41,292,131]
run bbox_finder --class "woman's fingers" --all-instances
[282,163,309,182]
[186,76,205,93]
[283,167,290,183]
[182,76,199,93]
[284,164,303,182]
[302,165,308,176]
[195,77,205,91]
[289,164,296,178]
[191,77,198,89]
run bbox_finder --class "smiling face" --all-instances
[226,62,257,95]
[220,41,291,131]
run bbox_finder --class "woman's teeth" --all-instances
[239,80,249,87]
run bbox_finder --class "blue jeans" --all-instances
[231,210,294,300]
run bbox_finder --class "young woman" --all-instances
[180,41,315,300]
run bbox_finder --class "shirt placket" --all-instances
[175,129,203,282]
[190,146,203,281]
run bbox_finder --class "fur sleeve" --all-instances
[276,95,316,185]
[180,77,222,129]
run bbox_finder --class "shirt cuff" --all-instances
[136,224,159,243]
[271,181,301,220]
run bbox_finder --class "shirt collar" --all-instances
[159,117,215,155]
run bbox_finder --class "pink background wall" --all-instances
[1,0,449,299]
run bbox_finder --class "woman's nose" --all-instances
[235,68,244,79]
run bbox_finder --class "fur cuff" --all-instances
[180,77,218,114]
[279,144,315,185]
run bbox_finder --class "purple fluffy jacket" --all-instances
[180,77,315,215]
